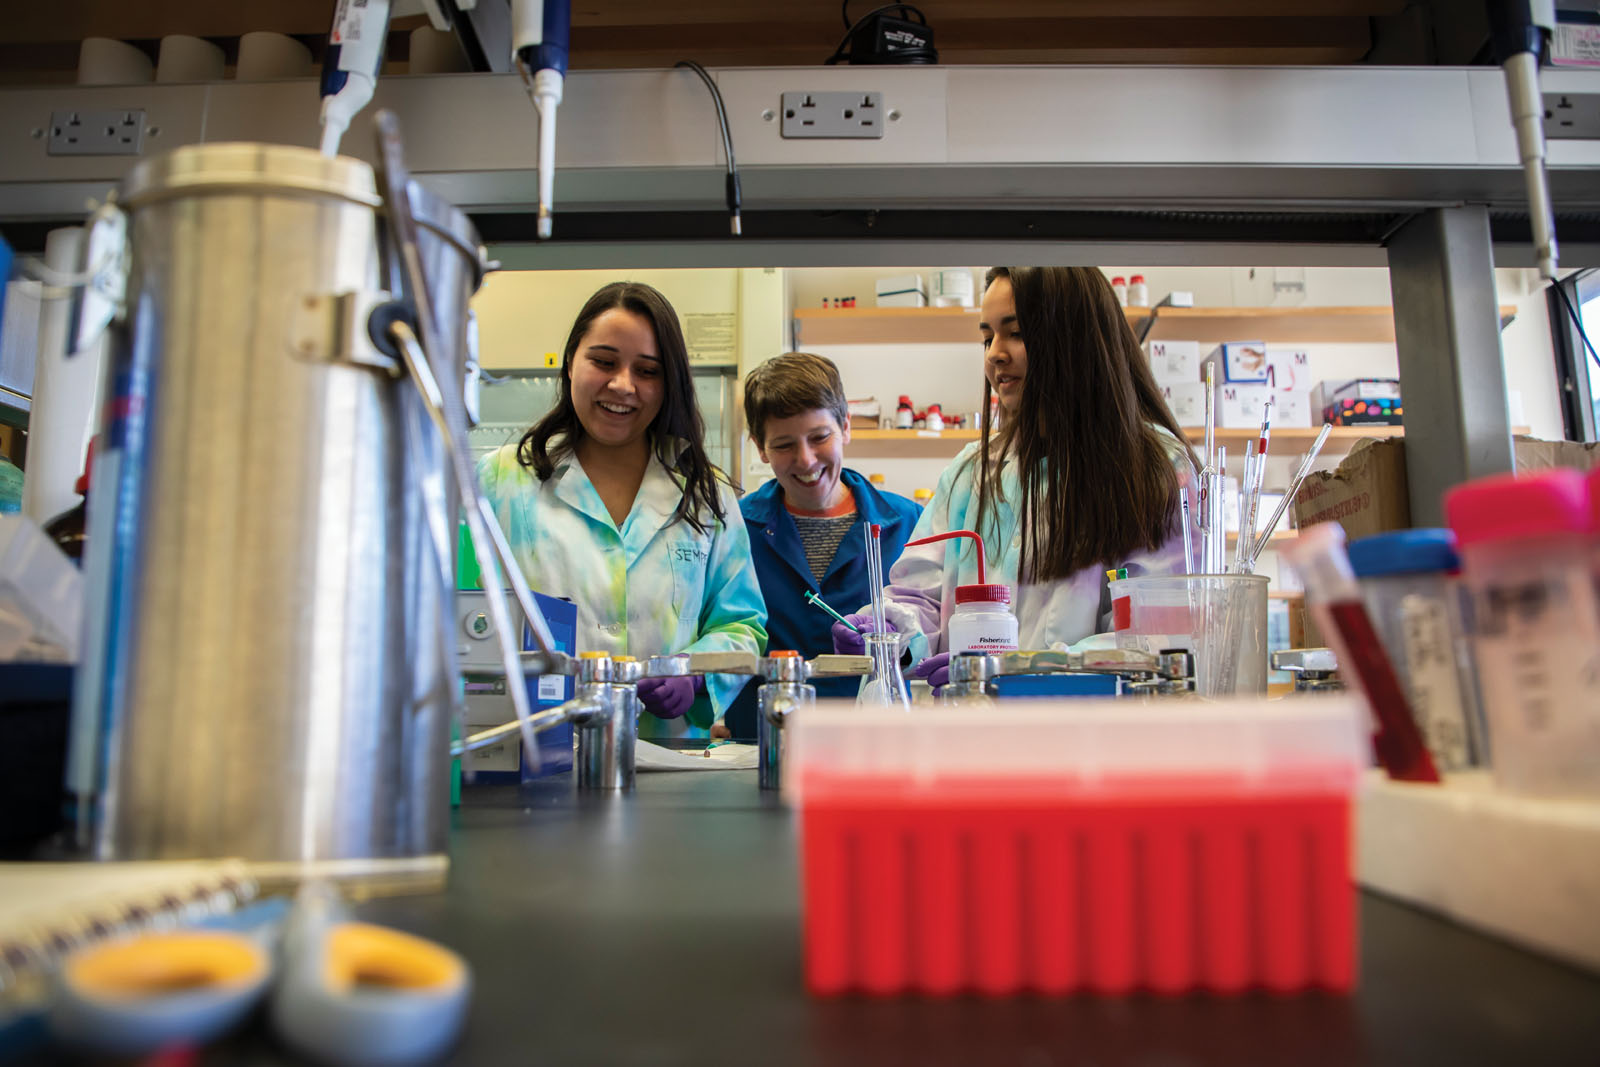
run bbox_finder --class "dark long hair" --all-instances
[517,281,726,533]
[976,267,1197,583]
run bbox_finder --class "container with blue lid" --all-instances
[1347,529,1460,577]
[1342,527,1482,772]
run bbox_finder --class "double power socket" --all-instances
[779,91,885,140]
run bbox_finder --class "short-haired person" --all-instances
[834,267,1198,688]
[722,352,921,737]
[478,281,767,738]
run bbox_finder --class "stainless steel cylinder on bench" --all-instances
[81,143,484,863]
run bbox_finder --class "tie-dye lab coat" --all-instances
[477,442,767,739]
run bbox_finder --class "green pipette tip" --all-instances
[805,589,862,633]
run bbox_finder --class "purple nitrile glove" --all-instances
[636,674,705,720]
[909,652,951,691]
[831,613,898,656]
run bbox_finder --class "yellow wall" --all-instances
[472,268,742,370]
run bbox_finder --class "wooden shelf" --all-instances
[1143,304,1519,344]
[853,425,1404,457]
[1185,425,1403,445]
[852,429,979,441]
[849,428,980,457]
[1227,529,1297,546]
[793,305,1149,347]
[795,303,1517,348]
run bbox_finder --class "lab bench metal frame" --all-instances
[2,65,1598,505]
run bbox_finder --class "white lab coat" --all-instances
[882,433,1194,661]
[477,441,768,739]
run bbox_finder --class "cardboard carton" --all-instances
[1292,437,1411,542]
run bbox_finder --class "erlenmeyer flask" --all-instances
[857,632,911,710]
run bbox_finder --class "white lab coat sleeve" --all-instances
[683,485,769,724]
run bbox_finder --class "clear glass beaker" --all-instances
[857,632,911,710]
[1110,574,1270,697]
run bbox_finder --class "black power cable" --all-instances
[827,4,938,65]
[1552,269,1600,372]
[674,60,741,236]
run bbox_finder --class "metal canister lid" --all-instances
[119,142,381,211]
[119,142,486,290]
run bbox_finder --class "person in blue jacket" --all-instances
[721,352,922,738]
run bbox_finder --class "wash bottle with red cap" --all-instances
[904,529,1018,654]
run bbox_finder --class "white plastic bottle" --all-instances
[948,584,1019,654]
[925,404,944,432]
[1128,274,1149,307]
[1110,276,1127,306]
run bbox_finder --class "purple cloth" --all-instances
[909,651,951,691]
[831,612,897,656]
[636,674,705,720]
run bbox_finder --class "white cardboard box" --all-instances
[1269,389,1314,428]
[1203,341,1269,384]
[463,738,520,774]
[1264,347,1312,392]
[1218,382,1272,428]
[1161,382,1207,425]
[875,273,927,308]
[1145,340,1200,384]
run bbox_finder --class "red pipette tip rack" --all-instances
[791,699,1365,997]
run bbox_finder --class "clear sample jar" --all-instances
[1446,470,1600,797]
[1347,529,1483,771]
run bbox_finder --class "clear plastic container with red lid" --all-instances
[789,697,1366,996]
[1445,470,1600,797]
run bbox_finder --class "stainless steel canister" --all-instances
[79,143,483,862]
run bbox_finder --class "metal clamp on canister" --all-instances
[1271,648,1343,693]
[286,290,406,374]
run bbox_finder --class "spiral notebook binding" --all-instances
[0,860,257,1015]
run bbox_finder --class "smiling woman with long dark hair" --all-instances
[832,267,1198,685]
[477,281,767,737]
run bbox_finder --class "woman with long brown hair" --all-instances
[478,281,767,737]
[833,267,1197,683]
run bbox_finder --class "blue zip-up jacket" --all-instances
[724,468,922,737]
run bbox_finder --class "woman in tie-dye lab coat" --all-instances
[477,281,767,739]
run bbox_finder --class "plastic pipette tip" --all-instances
[537,209,552,240]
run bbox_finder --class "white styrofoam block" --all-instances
[1357,770,1600,974]
[1145,340,1200,384]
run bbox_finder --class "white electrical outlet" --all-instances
[48,110,147,156]
[780,92,884,139]
[1543,92,1600,140]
